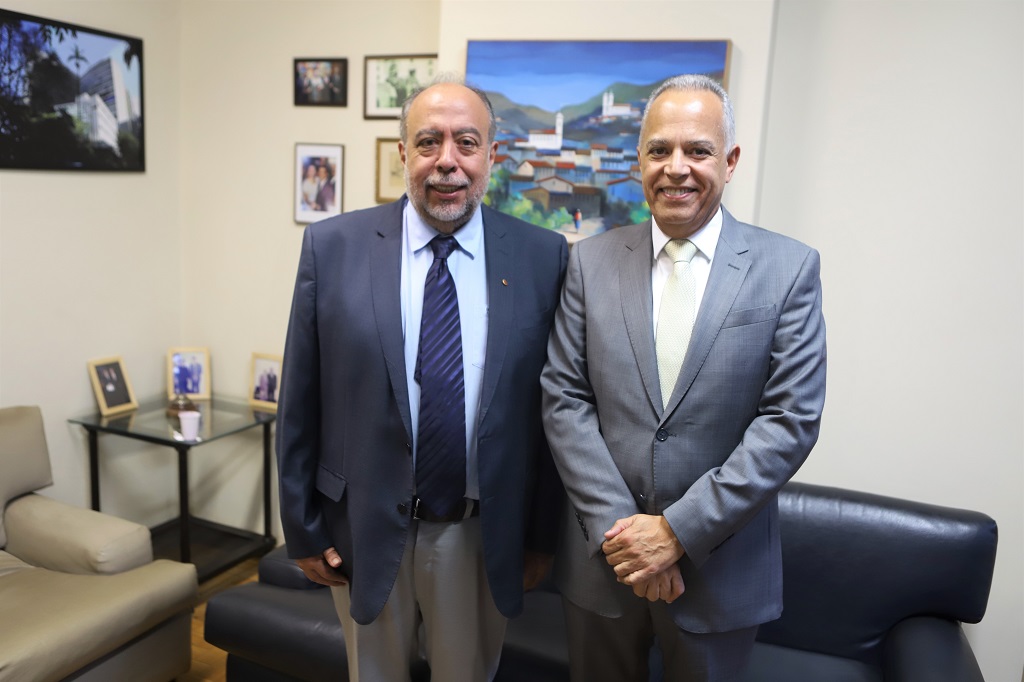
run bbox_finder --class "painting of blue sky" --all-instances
[466,40,730,240]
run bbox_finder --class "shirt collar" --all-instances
[651,206,722,263]
[404,201,484,259]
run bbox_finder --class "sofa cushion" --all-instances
[743,642,881,682]
[0,554,197,682]
[259,544,322,590]
[0,406,53,548]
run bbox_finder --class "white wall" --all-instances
[760,2,1024,680]
[0,0,184,524]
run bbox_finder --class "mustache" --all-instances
[426,174,470,189]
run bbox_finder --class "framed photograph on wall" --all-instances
[249,353,282,412]
[464,39,730,242]
[167,346,211,400]
[293,58,347,106]
[295,143,344,224]
[0,8,145,171]
[375,137,404,203]
[87,356,138,416]
[363,54,436,119]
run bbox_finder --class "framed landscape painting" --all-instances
[0,8,144,171]
[465,40,729,242]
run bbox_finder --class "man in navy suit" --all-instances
[276,78,568,681]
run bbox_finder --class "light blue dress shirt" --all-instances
[401,202,488,500]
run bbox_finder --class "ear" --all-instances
[488,140,498,166]
[724,145,741,182]
[398,140,407,166]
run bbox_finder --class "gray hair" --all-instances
[399,73,497,144]
[640,74,735,151]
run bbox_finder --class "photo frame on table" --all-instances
[167,346,211,400]
[87,356,138,416]
[363,54,436,119]
[464,39,730,241]
[375,137,404,203]
[293,58,347,106]
[295,143,344,224]
[249,353,282,412]
[0,8,145,171]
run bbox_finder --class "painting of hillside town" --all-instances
[0,9,144,171]
[466,40,729,242]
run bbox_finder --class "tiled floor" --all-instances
[180,557,260,682]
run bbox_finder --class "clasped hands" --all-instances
[602,514,685,603]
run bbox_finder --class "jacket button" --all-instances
[405,442,412,453]
[397,503,408,515]
[656,429,668,442]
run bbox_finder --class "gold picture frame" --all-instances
[375,137,403,203]
[167,346,211,400]
[87,356,138,416]
[249,353,282,412]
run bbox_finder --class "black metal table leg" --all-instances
[88,429,100,511]
[263,422,272,538]
[177,445,191,563]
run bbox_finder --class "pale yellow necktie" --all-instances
[656,239,698,409]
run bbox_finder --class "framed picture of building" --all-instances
[167,346,211,400]
[295,143,344,224]
[0,8,144,171]
[249,353,282,412]
[375,137,404,203]
[465,40,730,242]
[87,356,138,416]
[363,54,436,119]
[294,58,347,106]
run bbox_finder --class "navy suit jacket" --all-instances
[277,198,568,624]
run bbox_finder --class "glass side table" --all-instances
[69,396,277,582]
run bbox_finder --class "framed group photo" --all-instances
[363,54,436,119]
[375,137,404,203]
[295,143,344,224]
[249,353,282,412]
[0,8,145,171]
[87,356,137,416]
[293,58,347,106]
[167,346,211,400]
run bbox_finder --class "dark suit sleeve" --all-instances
[276,226,334,559]
[664,247,827,568]
[524,235,570,555]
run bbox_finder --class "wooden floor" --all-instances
[180,557,261,682]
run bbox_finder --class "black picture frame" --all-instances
[0,8,145,171]
[294,58,348,107]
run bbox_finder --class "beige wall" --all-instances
[0,0,1020,679]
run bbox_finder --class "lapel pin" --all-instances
[502,278,509,286]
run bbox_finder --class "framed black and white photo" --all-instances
[295,143,343,224]
[0,8,145,171]
[363,54,436,119]
[167,346,211,400]
[375,137,404,203]
[294,58,347,106]
[87,356,138,416]
[249,353,282,412]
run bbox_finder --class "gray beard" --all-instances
[406,169,490,234]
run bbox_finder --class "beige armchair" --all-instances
[0,406,198,682]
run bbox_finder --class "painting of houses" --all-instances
[466,40,729,242]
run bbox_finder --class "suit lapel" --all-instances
[619,223,662,413]
[370,199,413,439]
[478,207,513,425]
[662,208,750,420]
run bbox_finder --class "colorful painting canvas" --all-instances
[465,40,729,241]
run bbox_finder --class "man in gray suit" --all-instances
[277,79,567,681]
[541,75,826,680]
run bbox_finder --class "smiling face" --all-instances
[400,83,496,234]
[638,88,740,239]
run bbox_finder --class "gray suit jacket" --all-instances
[541,207,826,633]
[277,198,568,624]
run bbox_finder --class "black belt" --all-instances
[411,496,479,522]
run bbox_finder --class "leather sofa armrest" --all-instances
[3,493,152,574]
[883,617,984,682]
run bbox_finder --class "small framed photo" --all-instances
[167,347,211,400]
[87,357,138,416]
[375,137,404,203]
[294,58,347,106]
[364,54,437,119]
[295,143,344,224]
[249,353,283,412]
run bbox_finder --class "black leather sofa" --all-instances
[205,482,997,681]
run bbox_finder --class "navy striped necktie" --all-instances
[414,235,465,518]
